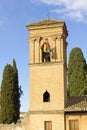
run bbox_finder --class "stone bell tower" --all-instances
[26,18,68,130]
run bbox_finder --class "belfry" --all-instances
[26,18,68,130]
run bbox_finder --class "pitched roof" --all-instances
[26,18,65,27]
[65,96,87,112]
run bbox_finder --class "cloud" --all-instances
[35,0,87,22]
[0,16,8,28]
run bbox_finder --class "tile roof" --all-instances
[65,96,87,112]
[26,18,64,27]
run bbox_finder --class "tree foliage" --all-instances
[68,47,87,96]
[12,59,22,123]
[0,59,22,124]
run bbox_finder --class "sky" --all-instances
[0,0,87,112]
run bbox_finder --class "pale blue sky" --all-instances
[0,0,87,112]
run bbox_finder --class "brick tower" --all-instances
[26,18,68,130]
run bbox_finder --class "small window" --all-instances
[43,91,50,102]
[69,120,78,130]
[44,121,52,130]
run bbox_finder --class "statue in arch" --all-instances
[41,39,51,62]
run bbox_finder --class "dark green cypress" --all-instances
[68,47,87,96]
[0,64,16,124]
[12,59,20,123]
[0,60,22,124]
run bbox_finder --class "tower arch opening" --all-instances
[41,39,51,63]
[43,91,50,102]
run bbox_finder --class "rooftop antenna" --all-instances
[46,7,50,19]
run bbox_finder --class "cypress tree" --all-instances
[0,64,16,123]
[68,47,87,96]
[0,60,22,124]
[12,59,21,123]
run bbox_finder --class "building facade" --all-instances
[26,18,87,130]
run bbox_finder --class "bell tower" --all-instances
[26,18,68,130]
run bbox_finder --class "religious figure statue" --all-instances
[41,39,51,62]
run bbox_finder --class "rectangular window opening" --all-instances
[69,120,78,130]
[44,121,52,130]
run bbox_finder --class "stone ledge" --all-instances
[29,110,64,114]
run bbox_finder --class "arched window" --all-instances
[43,91,50,102]
[41,39,51,63]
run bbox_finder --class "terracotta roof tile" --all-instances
[65,96,87,112]
[26,18,64,27]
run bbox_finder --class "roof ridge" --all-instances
[26,18,64,27]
